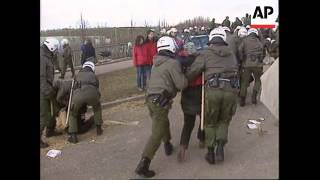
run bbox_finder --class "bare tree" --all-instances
[79,12,88,43]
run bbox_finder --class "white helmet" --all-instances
[201,26,205,31]
[189,27,193,30]
[222,26,231,32]
[61,39,69,46]
[209,27,226,42]
[184,29,190,33]
[246,25,251,29]
[82,61,95,72]
[157,36,177,53]
[43,38,59,52]
[266,37,271,42]
[238,27,248,38]
[194,26,197,29]
[247,28,259,36]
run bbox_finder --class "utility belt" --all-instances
[147,91,172,107]
[206,73,240,90]
[245,54,264,63]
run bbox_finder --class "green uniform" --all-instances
[68,68,102,133]
[186,45,238,148]
[53,53,61,72]
[141,52,188,160]
[61,45,75,78]
[40,45,57,135]
[238,34,265,99]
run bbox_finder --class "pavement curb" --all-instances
[87,94,145,111]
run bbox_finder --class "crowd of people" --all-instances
[40,13,279,179]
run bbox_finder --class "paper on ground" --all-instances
[247,124,258,129]
[46,149,62,158]
[248,120,261,124]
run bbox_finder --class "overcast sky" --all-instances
[40,0,278,30]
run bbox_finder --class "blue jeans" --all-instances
[145,65,152,80]
[136,65,148,89]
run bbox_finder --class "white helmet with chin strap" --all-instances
[43,38,59,52]
[61,39,69,46]
[82,61,95,72]
[209,27,227,42]
[247,28,259,36]
[157,36,177,53]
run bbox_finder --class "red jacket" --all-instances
[190,75,202,87]
[144,41,157,65]
[133,45,148,66]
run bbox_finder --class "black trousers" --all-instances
[179,113,204,148]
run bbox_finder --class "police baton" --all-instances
[65,79,75,127]
[199,72,205,141]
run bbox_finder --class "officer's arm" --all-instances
[238,42,245,63]
[56,81,71,105]
[185,53,205,81]
[170,61,188,91]
[40,58,54,98]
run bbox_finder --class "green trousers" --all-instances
[61,58,75,77]
[204,89,237,148]
[142,100,172,160]
[40,95,59,135]
[68,86,102,133]
[239,67,263,98]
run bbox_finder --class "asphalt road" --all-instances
[40,88,279,179]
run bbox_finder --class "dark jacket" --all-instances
[222,19,231,28]
[40,45,55,98]
[81,44,96,65]
[63,45,73,61]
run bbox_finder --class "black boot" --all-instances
[215,141,225,162]
[164,141,173,156]
[45,128,62,137]
[252,90,258,104]
[96,125,103,136]
[135,157,155,178]
[240,96,246,107]
[205,147,215,164]
[67,133,78,144]
[40,137,49,148]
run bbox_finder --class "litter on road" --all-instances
[46,149,62,158]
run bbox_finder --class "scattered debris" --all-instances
[46,149,62,158]
[247,123,258,129]
[248,120,261,125]
[246,117,267,136]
